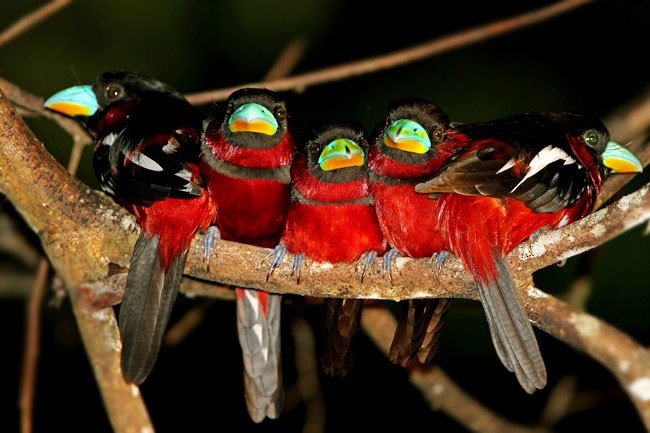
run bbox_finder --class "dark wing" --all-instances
[415,139,590,213]
[93,108,203,206]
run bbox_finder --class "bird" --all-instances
[44,70,217,385]
[414,111,643,393]
[367,97,463,367]
[267,118,388,377]
[201,87,296,422]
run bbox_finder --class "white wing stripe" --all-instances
[511,145,574,193]
[497,158,516,173]
[128,151,164,172]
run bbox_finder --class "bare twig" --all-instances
[162,302,211,347]
[0,0,72,48]
[263,37,308,81]
[538,375,579,427]
[285,317,326,433]
[19,260,48,433]
[361,308,552,433]
[185,0,592,105]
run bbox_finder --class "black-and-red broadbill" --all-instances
[201,88,296,422]
[45,71,217,384]
[415,111,643,392]
[368,98,461,367]
[267,119,388,377]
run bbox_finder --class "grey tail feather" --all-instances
[321,298,364,377]
[119,233,183,385]
[475,254,547,393]
[236,288,284,422]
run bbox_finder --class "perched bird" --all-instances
[267,119,388,377]
[44,71,217,384]
[415,112,643,393]
[201,88,296,422]
[367,98,461,367]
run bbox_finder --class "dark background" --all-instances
[2,1,650,432]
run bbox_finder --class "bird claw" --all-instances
[521,227,546,258]
[357,251,378,283]
[203,226,221,272]
[432,251,451,274]
[382,247,402,284]
[293,254,304,284]
[266,244,288,281]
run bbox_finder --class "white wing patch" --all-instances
[175,168,192,181]
[128,151,164,172]
[162,137,180,154]
[511,145,576,193]
[497,158,516,174]
[101,132,118,147]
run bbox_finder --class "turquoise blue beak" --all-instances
[383,119,431,154]
[43,85,98,117]
[228,102,278,135]
[602,141,643,173]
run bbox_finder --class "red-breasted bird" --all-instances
[201,88,296,422]
[44,71,217,384]
[414,111,643,393]
[267,119,388,377]
[367,98,461,367]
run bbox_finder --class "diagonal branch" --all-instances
[185,0,593,105]
[0,0,72,48]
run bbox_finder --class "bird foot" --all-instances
[293,254,304,284]
[520,227,546,259]
[266,244,288,281]
[356,251,378,283]
[203,225,221,272]
[382,247,402,284]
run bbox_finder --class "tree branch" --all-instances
[362,307,553,433]
[0,0,72,48]
[185,0,592,105]
[0,89,150,433]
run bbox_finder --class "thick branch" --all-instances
[0,89,149,433]
[523,281,650,427]
[184,183,650,301]
[2,73,649,430]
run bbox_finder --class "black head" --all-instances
[220,87,290,149]
[92,70,186,109]
[375,97,451,165]
[303,118,369,184]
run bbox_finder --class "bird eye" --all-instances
[583,129,599,147]
[105,84,124,101]
[275,107,286,120]
[432,128,444,141]
[308,142,319,155]
[226,102,234,115]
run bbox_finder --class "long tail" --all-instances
[119,233,184,385]
[321,298,364,377]
[470,251,547,393]
[389,298,451,367]
[236,288,284,423]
